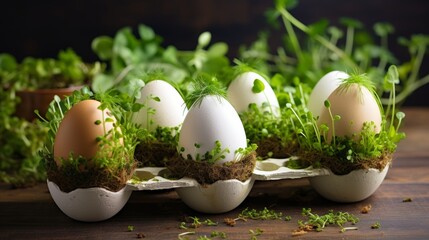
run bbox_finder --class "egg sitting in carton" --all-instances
[292,69,405,202]
[166,79,257,213]
[41,89,139,222]
[133,79,188,167]
[227,69,295,159]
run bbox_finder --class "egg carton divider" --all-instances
[127,158,330,191]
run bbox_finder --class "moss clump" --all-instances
[45,154,136,192]
[134,141,178,167]
[295,151,392,175]
[255,136,298,159]
[166,152,257,185]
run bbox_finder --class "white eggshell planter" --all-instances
[48,158,391,219]
[309,166,389,202]
[176,178,255,214]
[47,180,132,222]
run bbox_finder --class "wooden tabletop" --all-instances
[1,107,429,239]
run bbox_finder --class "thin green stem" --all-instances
[277,7,359,70]
[327,106,336,146]
[281,15,303,62]
[390,83,396,130]
[345,27,354,56]
[409,44,426,83]
[381,73,429,104]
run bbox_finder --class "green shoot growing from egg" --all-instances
[286,66,405,175]
[166,76,257,184]
[39,87,141,192]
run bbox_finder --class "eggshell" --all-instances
[309,166,389,202]
[307,71,349,118]
[176,178,254,213]
[133,80,188,132]
[227,72,280,116]
[47,180,132,222]
[53,99,119,166]
[318,83,382,140]
[178,95,247,165]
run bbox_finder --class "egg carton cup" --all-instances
[127,158,331,191]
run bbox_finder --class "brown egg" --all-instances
[318,83,382,141]
[53,99,119,166]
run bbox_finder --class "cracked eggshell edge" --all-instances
[47,180,132,222]
[175,178,255,214]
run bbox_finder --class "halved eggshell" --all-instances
[309,166,389,202]
[175,178,254,214]
[47,180,132,222]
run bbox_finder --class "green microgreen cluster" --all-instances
[178,217,226,240]
[179,140,228,164]
[239,207,284,220]
[0,51,103,186]
[0,49,102,90]
[284,68,405,174]
[185,76,226,109]
[298,208,359,233]
[179,217,219,229]
[39,87,142,190]
[241,0,429,107]
[240,103,295,159]
[91,25,230,97]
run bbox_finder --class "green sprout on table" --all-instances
[298,208,359,233]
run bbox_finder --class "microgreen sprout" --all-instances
[185,76,226,109]
[239,207,284,220]
[298,208,359,233]
[249,228,264,240]
[179,216,218,229]
[210,231,227,239]
[127,225,135,232]
[371,222,381,229]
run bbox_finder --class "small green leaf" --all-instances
[94,120,102,125]
[208,42,228,57]
[91,36,113,60]
[271,73,285,90]
[0,53,17,71]
[324,100,331,108]
[252,79,265,93]
[396,111,405,120]
[198,32,211,48]
[374,22,394,37]
[138,24,155,40]
[152,96,161,102]
[340,17,363,29]
[386,65,399,84]
[328,26,343,39]
[308,19,329,36]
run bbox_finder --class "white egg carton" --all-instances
[126,158,330,191]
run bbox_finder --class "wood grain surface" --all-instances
[1,107,428,239]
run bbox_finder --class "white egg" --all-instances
[133,80,188,132]
[227,71,280,116]
[307,71,349,118]
[178,95,247,165]
[318,83,382,140]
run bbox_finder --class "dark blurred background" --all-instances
[1,0,428,106]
